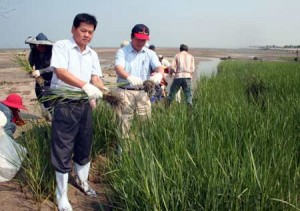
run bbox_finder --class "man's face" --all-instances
[131,36,147,52]
[72,22,95,50]
[36,45,46,53]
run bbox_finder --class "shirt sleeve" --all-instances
[28,51,34,67]
[115,48,126,67]
[149,50,161,70]
[190,56,195,73]
[0,106,16,137]
[91,50,102,77]
[50,41,69,69]
[171,55,177,71]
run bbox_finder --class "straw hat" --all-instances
[1,94,27,110]
[25,33,54,46]
[0,111,7,127]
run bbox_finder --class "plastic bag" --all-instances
[0,128,27,182]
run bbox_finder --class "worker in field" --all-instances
[167,44,195,108]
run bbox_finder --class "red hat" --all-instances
[1,94,27,110]
[131,24,150,40]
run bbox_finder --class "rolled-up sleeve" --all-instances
[91,51,102,77]
[115,49,125,67]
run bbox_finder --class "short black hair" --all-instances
[73,13,98,30]
[149,44,155,51]
[180,44,188,52]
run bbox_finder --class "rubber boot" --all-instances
[74,162,97,197]
[55,171,72,211]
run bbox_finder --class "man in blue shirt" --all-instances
[115,24,164,138]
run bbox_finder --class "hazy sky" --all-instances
[0,0,299,49]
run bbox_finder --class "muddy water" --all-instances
[196,57,221,79]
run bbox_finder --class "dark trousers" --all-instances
[51,101,92,173]
[168,78,193,105]
[35,85,52,109]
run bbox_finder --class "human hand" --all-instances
[32,70,40,78]
[89,99,97,109]
[127,76,143,86]
[82,83,103,99]
[101,87,110,94]
[150,73,163,84]
[15,118,26,126]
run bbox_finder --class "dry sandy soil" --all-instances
[0,47,296,210]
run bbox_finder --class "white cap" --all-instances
[120,40,129,48]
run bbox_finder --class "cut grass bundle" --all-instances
[41,87,125,110]
[102,89,124,109]
[112,80,156,98]
[11,51,44,87]
[143,80,156,97]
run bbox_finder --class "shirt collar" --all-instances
[70,37,92,54]
[126,43,146,53]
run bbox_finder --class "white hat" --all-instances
[120,40,129,48]
[0,111,7,127]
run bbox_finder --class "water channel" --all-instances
[196,57,221,79]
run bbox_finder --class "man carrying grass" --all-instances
[114,24,164,139]
[50,13,107,211]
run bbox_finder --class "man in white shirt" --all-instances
[50,13,107,211]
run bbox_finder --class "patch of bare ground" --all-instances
[0,154,112,211]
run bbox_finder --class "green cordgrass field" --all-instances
[18,60,300,210]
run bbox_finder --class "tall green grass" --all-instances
[15,103,120,205]
[15,60,300,210]
[17,122,55,203]
[107,61,300,210]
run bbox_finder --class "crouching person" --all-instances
[50,13,107,211]
[0,93,27,137]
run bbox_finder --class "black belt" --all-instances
[118,86,144,91]
[59,98,88,104]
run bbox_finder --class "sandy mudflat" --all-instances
[0,47,296,134]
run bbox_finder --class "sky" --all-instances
[0,0,299,49]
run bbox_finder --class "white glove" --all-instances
[82,83,103,99]
[32,70,40,78]
[0,111,7,127]
[127,76,143,86]
[150,73,163,84]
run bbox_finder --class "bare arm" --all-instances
[91,75,106,90]
[115,65,130,79]
[153,65,164,75]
